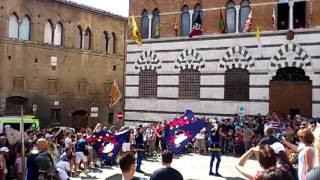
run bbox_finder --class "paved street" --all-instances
[72,153,259,180]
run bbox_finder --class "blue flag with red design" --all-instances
[88,130,130,162]
[165,110,206,154]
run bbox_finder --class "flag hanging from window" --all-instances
[219,8,225,33]
[109,80,122,108]
[256,25,263,57]
[308,1,313,26]
[272,7,276,28]
[155,22,160,38]
[243,10,253,32]
[174,22,178,37]
[189,13,202,38]
[131,15,142,45]
[256,25,261,41]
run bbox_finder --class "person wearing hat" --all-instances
[0,147,8,180]
[208,119,222,177]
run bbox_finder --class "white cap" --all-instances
[4,125,11,129]
[0,147,9,152]
[270,142,285,154]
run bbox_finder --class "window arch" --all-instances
[108,32,116,54]
[75,26,82,48]
[225,68,249,101]
[53,23,63,45]
[44,20,53,44]
[193,4,203,24]
[181,5,190,36]
[226,1,236,33]
[19,15,30,40]
[179,69,200,100]
[9,14,19,39]
[239,0,251,32]
[101,31,108,52]
[141,9,149,39]
[139,70,157,98]
[151,8,160,38]
[84,28,91,50]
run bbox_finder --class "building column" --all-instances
[148,15,152,39]
[235,6,240,33]
[189,10,194,32]
[289,1,294,30]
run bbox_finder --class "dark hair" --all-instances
[162,150,173,164]
[257,167,294,180]
[257,145,277,169]
[277,151,293,170]
[119,153,135,172]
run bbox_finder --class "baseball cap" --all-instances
[270,142,285,154]
[0,147,9,152]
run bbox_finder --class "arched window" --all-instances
[101,31,108,52]
[19,16,30,40]
[44,20,53,44]
[181,5,190,36]
[225,69,249,101]
[53,23,63,45]
[151,8,160,38]
[193,4,203,24]
[84,28,91,50]
[75,26,82,49]
[9,14,19,39]
[226,1,236,33]
[141,9,149,39]
[108,32,116,54]
[179,69,200,100]
[239,0,251,32]
[139,70,157,98]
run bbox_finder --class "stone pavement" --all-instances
[71,153,259,180]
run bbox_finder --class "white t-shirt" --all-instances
[56,160,70,180]
[64,137,72,149]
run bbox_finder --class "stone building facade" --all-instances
[0,0,127,127]
[125,0,320,124]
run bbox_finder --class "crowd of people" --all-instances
[0,113,318,180]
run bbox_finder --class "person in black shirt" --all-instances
[258,126,278,146]
[150,150,183,180]
[208,120,222,177]
[119,153,140,180]
[135,127,145,173]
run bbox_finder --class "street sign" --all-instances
[117,112,124,119]
[90,113,98,118]
[91,107,99,112]
[238,105,246,116]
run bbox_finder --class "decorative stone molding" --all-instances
[218,45,255,71]
[174,48,205,71]
[269,43,312,70]
[135,50,161,71]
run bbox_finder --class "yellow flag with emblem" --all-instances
[110,80,122,108]
[256,25,261,41]
[131,15,142,45]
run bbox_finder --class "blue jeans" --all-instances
[209,151,221,174]
[136,151,143,171]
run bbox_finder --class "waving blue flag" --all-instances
[165,110,206,154]
[89,130,130,162]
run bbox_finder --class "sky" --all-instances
[72,0,129,17]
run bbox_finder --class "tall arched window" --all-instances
[226,1,236,33]
[19,16,30,40]
[84,28,91,50]
[9,14,19,39]
[75,26,82,48]
[193,4,203,24]
[108,32,116,54]
[239,0,251,32]
[139,70,157,98]
[44,20,53,44]
[181,5,190,36]
[151,8,160,38]
[141,9,149,39]
[101,31,108,52]
[53,23,63,45]
[225,68,249,101]
[179,69,200,100]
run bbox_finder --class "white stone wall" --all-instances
[125,29,320,123]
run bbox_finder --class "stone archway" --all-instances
[269,67,312,117]
[72,110,89,128]
[5,96,30,115]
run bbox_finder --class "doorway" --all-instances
[72,110,89,128]
[269,67,312,117]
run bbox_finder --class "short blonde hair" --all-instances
[36,138,48,146]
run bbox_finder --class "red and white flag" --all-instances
[243,10,253,32]
[272,7,276,28]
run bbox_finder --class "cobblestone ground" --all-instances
[71,153,259,180]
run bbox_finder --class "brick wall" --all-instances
[129,0,320,38]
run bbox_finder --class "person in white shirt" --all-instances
[64,132,72,149]
[56,156,71,180]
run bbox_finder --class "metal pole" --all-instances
[20,106,25,180]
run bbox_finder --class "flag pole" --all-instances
[20,106,26,180]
